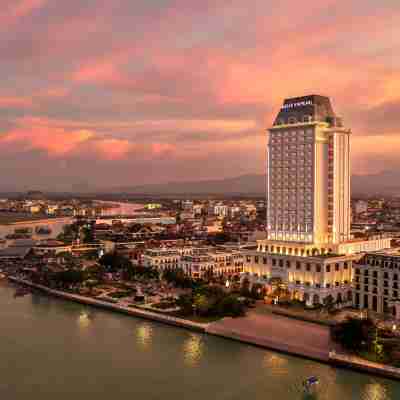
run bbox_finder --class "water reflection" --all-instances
[263,353,288,376]
[183,334,203,366]
[363,382,387,400]
[78,310,91,329]
[136,323,153,349]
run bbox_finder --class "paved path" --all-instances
[207,306,331,362]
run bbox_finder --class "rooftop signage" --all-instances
[282,99,313,110]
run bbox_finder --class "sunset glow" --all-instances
[1,0,399,190]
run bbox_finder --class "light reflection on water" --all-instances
[263,353,289,376]
[183,334,204,366]
[78,310,91,329]
[136,322,153,349]
[1,283,400,400]
[363,382,387,400]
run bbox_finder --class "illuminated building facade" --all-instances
[267,95,350,246]
[242,95,390,307]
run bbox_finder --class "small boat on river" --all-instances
[303,376,319,394]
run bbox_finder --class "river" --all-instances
[0,218,72,241]
[0,283,399,399]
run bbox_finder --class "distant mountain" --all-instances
[115,174,266,196]
[352,171,400,197]
[1,171,399,197]
[116,171,400,197]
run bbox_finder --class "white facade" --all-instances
[267,95,350,245]
[354,249,400,318]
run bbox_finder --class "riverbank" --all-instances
[8,277,206,333]
[5,217,72,226]
[8,276,400,380]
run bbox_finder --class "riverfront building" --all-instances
[143,246,244,278]
[244,95,390,306]
[353,249,400,318]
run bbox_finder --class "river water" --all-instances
[0,284,399,399]
[0,218,72,241]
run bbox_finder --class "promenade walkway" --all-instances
[207,306,331,362]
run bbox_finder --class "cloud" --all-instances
[1,0,400,189]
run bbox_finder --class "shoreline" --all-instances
[0,217,72,226]
[8,276,400,381]
[8,277,206,333]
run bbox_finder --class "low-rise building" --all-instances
[243,249,355,306]
[33,240,72,256]
[353,249,400,317]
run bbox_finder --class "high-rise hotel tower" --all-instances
[243,95,390,307]
[267,95,351,246]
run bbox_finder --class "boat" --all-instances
[303,376,319,392]
[5,233,32,240]
[35,226,52,235]
[14,227,33,234]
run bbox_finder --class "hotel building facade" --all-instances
[243,95,390,306]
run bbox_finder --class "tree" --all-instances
[194,294,215,316]
[217,295,245,317]
[250,283,264,300]
[323,294,335,311]
[331,317,375,352]
[240,277,251,297]
[99,252,131,273]
[176,294,193,316]
[53,269,86,289]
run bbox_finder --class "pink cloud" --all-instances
[93,138,135,160]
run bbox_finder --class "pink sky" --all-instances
[0,0,399,191]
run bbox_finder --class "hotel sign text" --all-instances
[282,100,313,110]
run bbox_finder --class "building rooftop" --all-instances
[272,94,343,127]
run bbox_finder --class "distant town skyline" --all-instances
[1,0,399,190]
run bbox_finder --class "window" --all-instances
[335,263,339,271]
[355,268,360,274]
[254,256,259,264]
[286,261,291,268]
[344,262,348,270]
[326,265,331,272]
[316,264,321,273]
[263,257,267,265]
[373,271,378,278]
[296,262,301,270]
[306,263,311,271]
[272,259,276,266]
